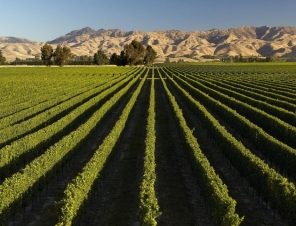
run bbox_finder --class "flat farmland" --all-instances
[1,64,296,226]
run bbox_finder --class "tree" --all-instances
[110,53,120,65]
[40,44,53,66]
[239,54,243,62]
[74,55,93,65]
[53,45,73,66]
[109,40,156,66]
[94,50,109,65]
[164,57,170,63]
[0,50,6,65]
[144,45,157,66]
[119,50,127,65]
[124,39,146,65]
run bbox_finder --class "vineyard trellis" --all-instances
[0,64,296,226]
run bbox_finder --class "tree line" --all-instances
[41,44,74,66]
[221,54,273,63]
[0,39,156,66]
[0,50,6,65]
[39,39,157,67]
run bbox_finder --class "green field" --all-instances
[1,64,296,226]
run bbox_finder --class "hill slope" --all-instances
[1,26,296,62]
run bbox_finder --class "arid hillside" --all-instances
[1,26,296,61]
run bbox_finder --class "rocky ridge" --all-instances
[1,26,296,61]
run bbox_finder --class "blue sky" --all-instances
[1,0,296,42]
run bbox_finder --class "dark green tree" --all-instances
[68,55,93,65]
[144,45,157,66]
[119,50,127,65]
[40,44,53,66]
[164,57,170,63]
[53,45,73,66]
[239,54,243,62]
[94,50,109,65]
[109,53,120,65]
[110,40,157,66]
[124,39,146,65]
[0,50,6,65]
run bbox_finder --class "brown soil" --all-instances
[77,79,150,226]
[165,77,286,226]
[154,78,214,226]
[6,69,289,226]
[7,79,140,226]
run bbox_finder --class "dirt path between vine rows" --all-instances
[154,78,214,226]
[78,79,149,226]
[7,79,140,226]
[165,78,286,226]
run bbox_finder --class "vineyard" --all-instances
[1,64,296,226]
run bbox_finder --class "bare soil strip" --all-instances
[78,80,150,226]
[154,79,214,226]
[7,80,140,226]
[166,79,286,226]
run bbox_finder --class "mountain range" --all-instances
[1,26,296,62]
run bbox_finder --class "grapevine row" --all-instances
[188,72,296,113]
[164,67,296,149]
[0,71,141,179]
[55,71,148,226]
[139,71,160,226]
[169,65,296,99]
[0,71,142,225]
[0,74,118,130]
[167,69,296,180]
[207,77,296,106]
[183,72,296,127]
[0,71,135,148]
[161,67,296,225]
[159,70,243,226]
[0,73,103,118]
[0,67,136,117]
